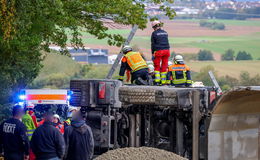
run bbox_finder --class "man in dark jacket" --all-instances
[64,111,94,160]
[31,112,65,160]
[151,20,170,85]
[0,104,30,160]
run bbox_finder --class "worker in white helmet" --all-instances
[64,106,78,128]
[151,20,170,85]
[118,45,149,85]
[167,55,192,87]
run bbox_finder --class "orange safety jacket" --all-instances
[167,64,192,85]
[119,52,148,80]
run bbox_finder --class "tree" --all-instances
[193,65,216,86]
[0,0,175,105]
[222,49,235,61]
[236,51,253,60]
[198,50,215,61]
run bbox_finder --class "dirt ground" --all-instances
[94,147,188,160]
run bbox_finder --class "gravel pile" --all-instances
[94,147,188,160]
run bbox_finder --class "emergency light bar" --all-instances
[18,89,70,105]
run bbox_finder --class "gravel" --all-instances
[94,147,188,160]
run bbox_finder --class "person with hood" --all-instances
[64,111,94,160]
[31,112,65,160]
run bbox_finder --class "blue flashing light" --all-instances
[18,102,25,106]
[19,95,26,101]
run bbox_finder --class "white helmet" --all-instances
[148,64,154,73]
[68,106,77,112]
[151,20,161,28]
[174,55,184,62]
[122,45,133,54]
[53,114,60,120]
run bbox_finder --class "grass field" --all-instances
[185,19,260,27]
[36,52,81,80]
[37,52,260,81]
[187,60,260,78]
[75,19,260,60]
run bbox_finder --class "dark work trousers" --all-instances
[131,68,149,85]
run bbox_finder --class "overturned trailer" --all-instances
[208,86,260,160]
[69,79,219,159]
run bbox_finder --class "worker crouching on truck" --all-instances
[118,45,149,85]
[151,20,170,85]
[167,55,192,87]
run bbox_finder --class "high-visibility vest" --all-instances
[124,52,147,72]
[22,112,36,140]
[168,64,191,85]
[64,118,71,126]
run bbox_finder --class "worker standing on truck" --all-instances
[167,55,192,87]
[151,20,170,85]
[0,105,30,160]
[64,111,94,160]
[118,45,149,85]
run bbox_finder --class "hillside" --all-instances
[34,52,81,81]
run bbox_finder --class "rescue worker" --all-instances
[0,105,30,160]
[167,55,192,87]
[22,103,37,140]
[53,114,64,134]
[27,103,38,128]
[151,20,170,85]
[31,112,65,160]
[118,45,149,85]
[64,111,94,160]
[64,107,77,129]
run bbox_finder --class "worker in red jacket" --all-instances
[53,114,64,134]
[151,20,170,85]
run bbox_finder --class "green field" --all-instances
[37,53,260,81]
[36,52,81,80]
[185,19,260,27]
[74,19,260,59]
[187,60,260,78]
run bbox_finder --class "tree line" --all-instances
[196,49,253,61]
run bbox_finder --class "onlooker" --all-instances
[31,112,65,160]
[64,107,77,129]
[64,111,94,160]
[0,105,30,160]
[53,114,64,134]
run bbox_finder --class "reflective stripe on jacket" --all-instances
[168,64,192,85]
[22,113,36,140]
[124,52,148,72]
